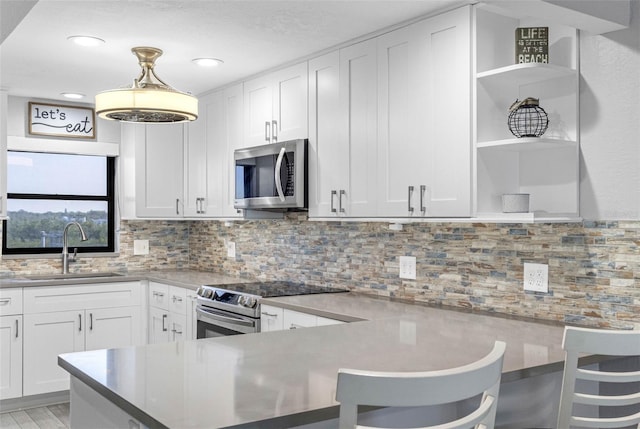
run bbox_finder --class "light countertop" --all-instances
[59,291,569,429]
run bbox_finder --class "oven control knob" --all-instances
[203,288,214,299]
[239,296,257,308]
[196,287,204,297]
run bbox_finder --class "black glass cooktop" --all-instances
[205,281,349,298]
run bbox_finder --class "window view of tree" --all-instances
[2,152,115,255]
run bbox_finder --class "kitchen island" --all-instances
[59,292,573,429]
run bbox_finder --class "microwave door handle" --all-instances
[274,146,286,202]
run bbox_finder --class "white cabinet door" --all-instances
[244,62,308,146]
[85,307,142,351]
[185,290,197,340]
[260,304,284,332]
[378,7,471,217]
[148,282,169,309]
[148,306,169,344]
[416,7,471,217]
[0,90,7,219]
[169,312,187,342]
[283,309,317,330]
[23,311,84,396]
[0,315,22,399]
[221,84,245,218]
[135,123,186,217]
[339,40,378,217]
[168,286,187,315]
[184,92,224,217]
[272,62,308,143]
[308,51,344,218]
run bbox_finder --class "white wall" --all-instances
[579,0,640,220]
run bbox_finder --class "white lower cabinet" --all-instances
[0,315,22,400]
[22,282,143,396]
[260,305,344,332]
[0,288,22,400]
[147,282,195,343]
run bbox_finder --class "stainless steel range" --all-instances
[195,281,347,338]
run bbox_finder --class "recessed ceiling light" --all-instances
[61,92,85,100]
[192,58,224,67]
[67,35,105,47]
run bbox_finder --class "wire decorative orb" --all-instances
[507,97,549,138]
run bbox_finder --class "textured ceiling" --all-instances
[0,0,469,103]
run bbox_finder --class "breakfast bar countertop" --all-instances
[59,291,568,429]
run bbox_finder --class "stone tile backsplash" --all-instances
[2,216,639,329]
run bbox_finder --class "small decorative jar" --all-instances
[507,97,549,138]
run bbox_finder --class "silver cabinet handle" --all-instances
[272,120,278,142]
[162,314,168,332]
[79,314,82,332]
[153,291,165,298]
[274,147,286,202]
[420,185,426,214]
[172,295,183,303]
[176,198,180,215]
[330,190,337,213]
[289,323,305,330]
[339,190,346,213]
[265,121,271,142]
[408,186,414,213]
[15,319,19,338]
[0,298,11,305]
[128,419,141,429]
[90,313,93,331]
[261,312,278,317]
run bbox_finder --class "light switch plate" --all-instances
[133,239,149,255]
[399,256,416,280]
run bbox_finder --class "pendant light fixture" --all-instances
[95,47,198,123]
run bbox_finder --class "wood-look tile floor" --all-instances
[0,403,69,429]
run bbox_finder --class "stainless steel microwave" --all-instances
[234,139,308,210]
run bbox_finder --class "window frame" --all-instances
[1,153,116,255]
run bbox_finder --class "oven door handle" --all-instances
[196,307,256,328]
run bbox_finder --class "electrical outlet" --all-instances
[133,239,149,255]
[399,256,416,280]
[523,262,548,292]
[227,241,236,258]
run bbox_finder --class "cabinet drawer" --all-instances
[168,286,187,315]
[0,288,23,316]
[283,309,317,330]
[148,282,169,310]
[24,282,142,314]
[260,304,284,332]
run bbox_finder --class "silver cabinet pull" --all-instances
[15,319,19,338]
[272,120,278,142]
[176,198,180,215]
[90,313,93,331]
[79,314,82,332]
[0,298,11,305]
[162,314,168,332]
[331,190,337,213]
[289,323,304,330]
[172,295,183,303]
[420,185,426,214]
[261,312,278,317]
[339,190,346,213]
[265,121,271,142]
[153,291,165,298]
[408,186,415,213]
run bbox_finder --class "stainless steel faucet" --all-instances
[62,222,88,274]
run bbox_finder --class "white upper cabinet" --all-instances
[184,84,244,218]
[377,6,472,218]
[135,123,186,217]
[474,6,580,222]
[309,41,378,219]
[244,62,308,147]
[0,90,7,219]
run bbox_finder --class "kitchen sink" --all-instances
[22,272,125,281]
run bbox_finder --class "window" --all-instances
[2,151,115,255]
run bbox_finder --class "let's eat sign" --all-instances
[28,102,96,139]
